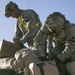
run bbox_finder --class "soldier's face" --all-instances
[47,17,64,34]
[10,12,16,18]
[10,11,18,18]
[47,18,57,32]
[10,8,20,18]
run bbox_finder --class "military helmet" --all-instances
[4,1,18,17]
[45,12,66,33]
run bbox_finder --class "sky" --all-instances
[0,0,75,43]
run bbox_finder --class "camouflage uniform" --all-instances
[3,1,42,73]
[13,9,42,47]
[4,1,42,48]
[34,12,75,75]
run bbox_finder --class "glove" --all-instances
[57,54,66,62]
[51,54,61,63]
[40,56,47,61]
[13,38,22,44]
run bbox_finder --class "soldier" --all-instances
[4,1,42,49]
[4,1,42,74]
[33,12,75,75]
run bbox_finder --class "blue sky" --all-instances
[0,0,75,42]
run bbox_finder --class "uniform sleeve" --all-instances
[33,25,50,57]
[13,21,23,40]
[20,11,42,44]
[57,27,75,62]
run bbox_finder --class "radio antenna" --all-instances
[28,0,29,9]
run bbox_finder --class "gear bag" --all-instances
[0,39,20,57]
[29,61,59,75]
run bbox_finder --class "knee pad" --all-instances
[66,61,75,75]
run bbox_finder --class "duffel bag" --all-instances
[29,61,59,75]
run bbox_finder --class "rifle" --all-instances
[48,35,53,61]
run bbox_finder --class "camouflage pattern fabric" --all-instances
[34,12,75,62]
[13,9,42,47]
[33,12,75,75]
[15,48,40,68]
[0,58,22,72]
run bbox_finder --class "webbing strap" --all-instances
[36,22,40,26]
[18,16,28,29]
[18,16,40,29]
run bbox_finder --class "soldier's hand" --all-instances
[16,40,22,44]
[57,54,65,62]
[13,37,17,43]
[13,38,22,44]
